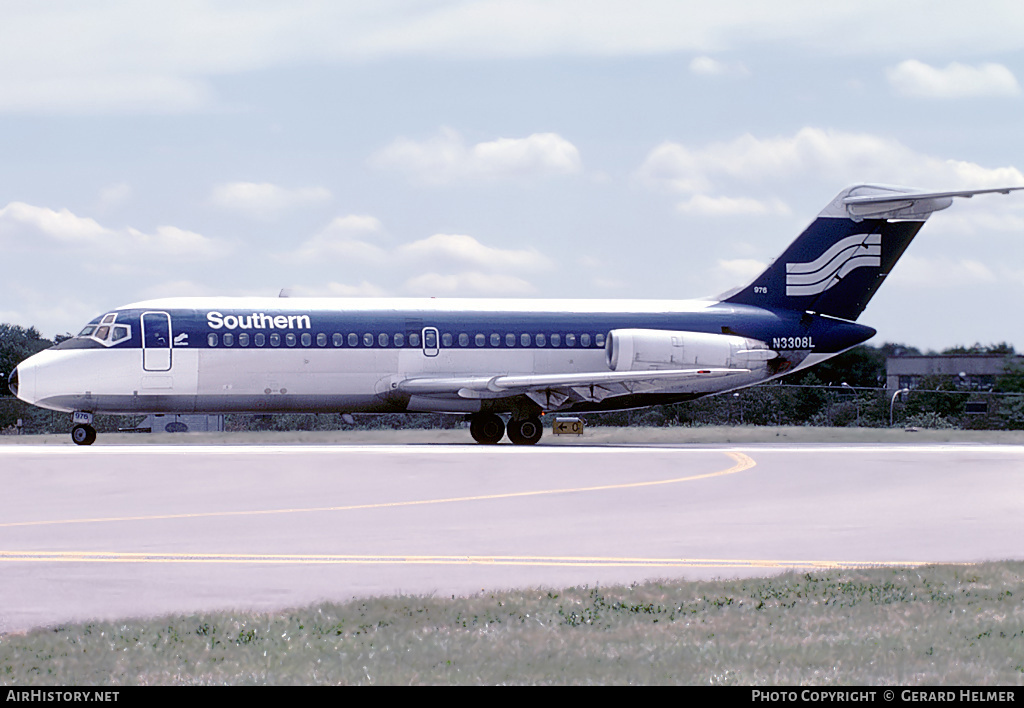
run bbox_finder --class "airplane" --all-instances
[8,183,1023,445]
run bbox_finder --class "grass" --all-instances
[3,562,1023,685]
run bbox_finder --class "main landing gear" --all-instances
[71,412,96,446]
[469,413,543,445]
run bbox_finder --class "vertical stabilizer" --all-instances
[724,184,1022,321]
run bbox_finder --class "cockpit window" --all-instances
[74,314,131,347]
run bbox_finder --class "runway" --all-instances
[1,443,1022,633]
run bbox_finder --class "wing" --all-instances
[398,367,749,408]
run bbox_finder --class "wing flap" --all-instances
[397,367,749,397]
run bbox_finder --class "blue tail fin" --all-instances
[724,184,1023,321]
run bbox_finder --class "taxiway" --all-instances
[1,442,1021,633]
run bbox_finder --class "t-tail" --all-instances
[724,184,1024,321]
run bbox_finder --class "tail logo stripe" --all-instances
[785,233,882,297]
[785,233,881,275]
[785,245,881,287]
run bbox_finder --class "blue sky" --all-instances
[1,1,1023,351]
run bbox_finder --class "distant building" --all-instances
[886,355,1023,392]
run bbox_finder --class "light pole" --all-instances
[890,387,910,426]
[842,382,859,425]
[732,392,743,425]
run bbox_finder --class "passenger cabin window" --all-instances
[566,333,576,347]
[239,333,249,347]
[270,333,281,347]
[551,333,561,347]
[301,333,312,347]
[333,333,343,347]
[208,333,218,347]
[506,333,516,347]
[521,333,530,347]
[409,332,421,347]
[475,333,485,347]
[458,333,469,347]
[255,333,266,347]
[581,333,591,347]
[286,333,297,347]
[536,333,546,347]
[378,333,388,347]
[596,333,606,347]
[317,333,327,347]
[490,333,500,347]
[348,333,358,347]
[224,333,234,347]
[394,333,405,347]
[363,333,373,347]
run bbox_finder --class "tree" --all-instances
[942,342,1016,356]
[1,324,53,392]
[1,324,57,430]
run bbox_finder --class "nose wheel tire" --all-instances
[507,417,543,445]
[469,413,505,444]
[71,424,97,446]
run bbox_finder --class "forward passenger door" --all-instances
[141,311,172,372]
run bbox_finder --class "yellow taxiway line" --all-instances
[0,549,935,570]
[0,451,755,529]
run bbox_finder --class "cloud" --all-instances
[677,195,789,216]
[888,256,997,288]
[404,272,537,297]
[289,281,390,298]
[689,56,749,77]
[4,3,1024,113]
[398,233,551,271]
[637,128,1024,212]
[210,182,332,218]
[706,258,769,297]
[370,128,582,185]
[290,217,551,296]
[0,201,228,261]
[97,183,132,212]
[716,258,768,282]
[137,280,223,299]
[292,215,388,262]
[0,202,107,243]
[887,60,1021,99]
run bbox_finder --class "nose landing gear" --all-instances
[72,424,97,446]
[71,411,96,446]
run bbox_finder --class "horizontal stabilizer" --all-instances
[840,185,1024,221]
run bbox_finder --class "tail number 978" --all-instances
[772,336,814,350]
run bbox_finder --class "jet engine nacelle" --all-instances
[606,328,776,372]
